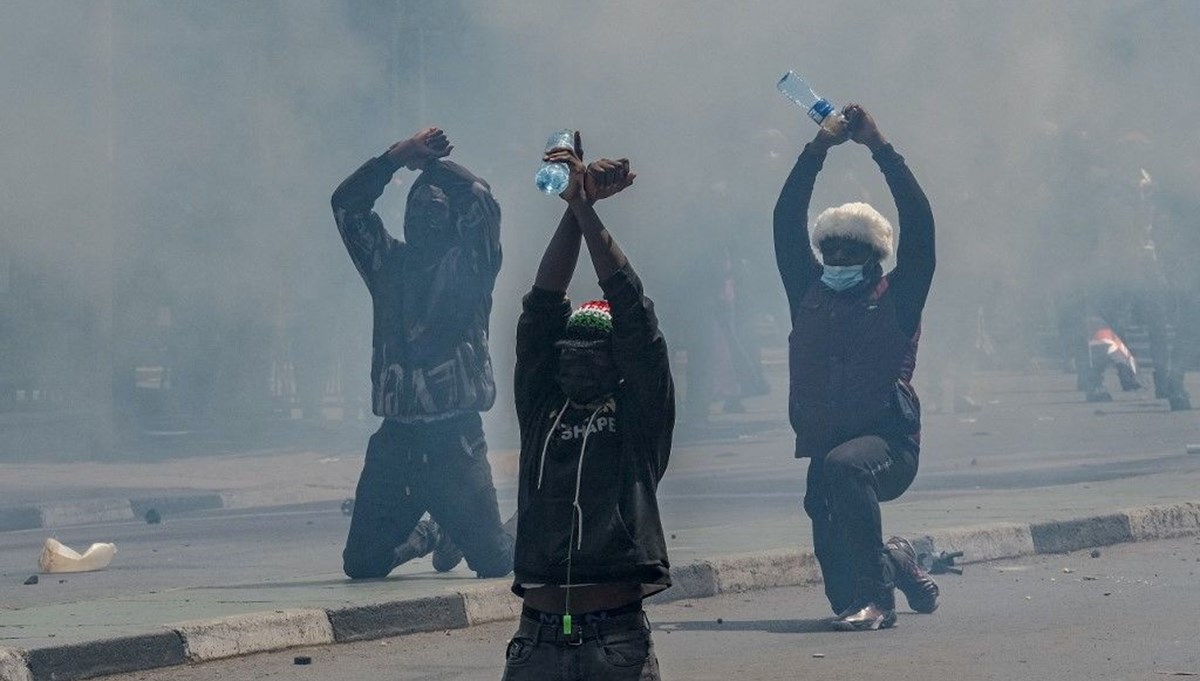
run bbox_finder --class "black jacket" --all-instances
[331,154,502,418]
[774,143,935,457]
[511,263,674,596]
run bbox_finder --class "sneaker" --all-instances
[831,602,897,631]
[431,529,464,573]
[886,536,940,614]
[392,518,440,569]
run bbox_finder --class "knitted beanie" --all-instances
[562,300,613,346]
[810,202,894,263]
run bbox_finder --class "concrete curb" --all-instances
[0,649,31,681]
[459,583,523,625]
[23,632,186,681]
[327,595,468,643]
[0,494,226,532]
[172,609,334,662]
[3,501,1199,681]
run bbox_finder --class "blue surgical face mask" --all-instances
[821,264,865,292]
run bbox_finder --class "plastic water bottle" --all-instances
[777,71,846,133]
[534,129,575,195]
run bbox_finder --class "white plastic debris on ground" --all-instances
[38,538,117,573]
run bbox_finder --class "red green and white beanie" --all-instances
[563,300,613,345]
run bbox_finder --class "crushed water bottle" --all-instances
[777,71,846,133]
[535,129,575,195]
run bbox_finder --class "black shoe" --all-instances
[831,602,897,631]
[886,536,940,614]
[431,530,464,573]
[392,518,440,568]
[1086,388,1113,403]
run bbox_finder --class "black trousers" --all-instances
[803,435,919,614]
[501,608,660,681]
[342,413,512,579]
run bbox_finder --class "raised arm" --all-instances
[550,144,672,469]
[330,128,452,289]
[845,104,935,337]
[774,125,846,314]
[534,132,587,292]
[515,207,582,422]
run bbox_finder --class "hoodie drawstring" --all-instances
[564,402,605,624]
[571,405,603,550]
[536,398,571,490]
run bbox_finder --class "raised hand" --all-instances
[585,158,636,202]
[543,146,587,204]
[844,104,888,151]
[386,127,453,170]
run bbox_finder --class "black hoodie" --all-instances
[511,263,674,597]
[331,154,502,419]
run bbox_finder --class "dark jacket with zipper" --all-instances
[331,154,502,419]
[773,142,935,458]
[511,263,674,596]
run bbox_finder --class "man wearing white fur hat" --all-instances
[774,104,938,631]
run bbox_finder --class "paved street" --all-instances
[102,536,1200,681]
[2,371,1199,651]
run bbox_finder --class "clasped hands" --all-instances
[543,131,636,204]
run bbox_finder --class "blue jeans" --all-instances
[501,608,660,681]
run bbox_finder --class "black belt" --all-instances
[517,604,646,645]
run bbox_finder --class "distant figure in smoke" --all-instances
[331,128,512,579]
[1082,317,1141,399]
[503,135,671,680]
[774,105,940,631]
[684,242,770,428]
[1073,167,1189,409]
[1154,191,1198,410]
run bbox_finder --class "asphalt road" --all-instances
[102,536,1200,681]
[3,373,1198,613]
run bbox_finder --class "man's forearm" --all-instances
[534,208,583,293]
[571,200,628,284]
[331,153,399,213]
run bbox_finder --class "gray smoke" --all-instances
[1,0,1197,457]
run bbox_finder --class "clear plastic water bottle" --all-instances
[777,71,846,133]
[534,129,575,195]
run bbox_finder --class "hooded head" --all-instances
[404,159,497,251]
[810,202,894,266]
[555,300,620,404]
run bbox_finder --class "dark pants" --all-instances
[501,607,660,681]
[342,413,512,579]
[803,435,919,614]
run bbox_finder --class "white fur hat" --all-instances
[810,202,894,262]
